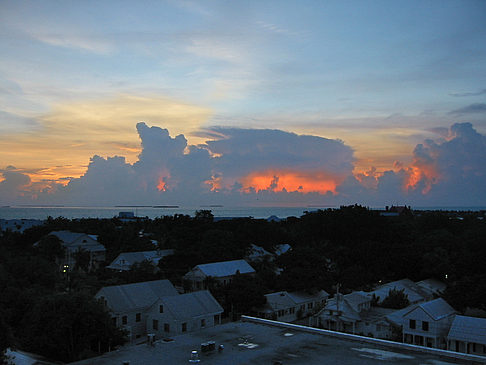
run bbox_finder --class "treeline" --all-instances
[1,206,485,362]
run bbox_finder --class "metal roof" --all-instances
[448,315,486,345]
[403,298,456,321]
[193,259,255,277]
[159,290,223,321]
[369,279,429,304]
[107,250,174,269]
[96,279,179,313]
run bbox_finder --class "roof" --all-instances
[385,305,417,326]
[191,259,255,278]
[159,290,223,320]
[247,244,273,260]
[107,250,174,269]
[50,230,89,243]
[344,291,371,309]
[95,279,179,313]
[70,320,477,365]
[265,292,297,309]
[288,290,329,304]
[404,298,456,321]
[415,279,447,296]
[369,279,429,304]
[448,315,486,345]
[321,297,362,322]
[274,243,291,256]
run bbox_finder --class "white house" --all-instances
[146,290,223,338]
[316,291,373,334]
[184,259,256,290]
[447,315,486,356]
[259,290,329,322]
[402,298,456,349]
[95,279,179,342]
[38,230,106,271]
[106,249,174,271]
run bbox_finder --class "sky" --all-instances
[1,0,486,207]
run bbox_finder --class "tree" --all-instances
[73,248,91,272]
[225,274,266,319]
[380,289,410,309]
[0,315,13,365]
[20,293,126,362]
[35,235,65,263]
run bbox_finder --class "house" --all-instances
[246,244,273,262]
[368,278,432,305]
[258,290,329,322]
[95,279,179,341]
[184,259,256,290]
[447,315,486,356]
[106,249,174,271]
[402,298,456,349]
[274,243,291,256]
[146,290,223,338]
[38,230,106,271]
[315,291,373,334]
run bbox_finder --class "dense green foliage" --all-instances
[1,206,485,361]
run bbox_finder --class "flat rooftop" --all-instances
[71,321,480,365]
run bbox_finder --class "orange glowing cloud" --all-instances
[157,178,167,192]
[239,169,343,194]
[404,165,440,194]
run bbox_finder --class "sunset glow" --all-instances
[240,170,341,194]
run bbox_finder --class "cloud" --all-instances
[0,95,211,183]
[3,122,486,207]
[450,103,486,115]
[0,167,32,202]
[337,123,486,206]
[450,89,486,97]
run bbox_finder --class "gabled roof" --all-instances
[344,291,371,310]
[159,290,223,320]
[369,279,429,304]
[107,249,174,269]
[191,259,255,278]
[288,290,329,304]
[321,297,362,321]
[448,315,486,345]
[50,230,90,244]
[265,292,296,309]
[247,244,273,260]
[404,298,456,321]
[95,279,179,313]
[415,279,447,296]
[274,244,291,256]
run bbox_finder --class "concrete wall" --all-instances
[241,316,486,364]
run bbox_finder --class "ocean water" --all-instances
[0,206,319,220]
[0,205,484,221]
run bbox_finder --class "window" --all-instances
[289,307,295,314]
[153,319,158,330]
[300,305,305,311]
[214,314,220,324]
[164,323,170,333]
[472,343,476,352]
[201,319,206,328]
[278,310,285,317]
[112,317,117,326]
[182,323,187,332]
[159,305,164,313]
[136,313,141,322]
[122,315,127,325]
[409,319,416,329]
[308,302,313,309]
[422,321,429,331]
